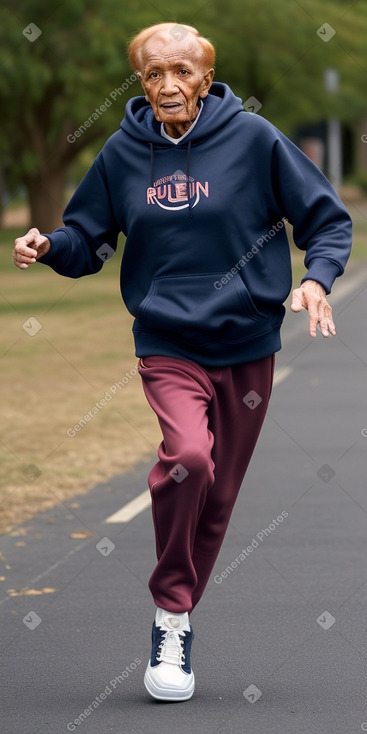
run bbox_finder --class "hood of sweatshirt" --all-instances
[120,82,245,199]
[120,82,244,145]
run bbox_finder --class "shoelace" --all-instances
[157,630,185,666]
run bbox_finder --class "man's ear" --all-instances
[199,68,215,99]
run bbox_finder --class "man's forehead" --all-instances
[140,31,202,66]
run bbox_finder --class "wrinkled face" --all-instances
[138,32,214,127]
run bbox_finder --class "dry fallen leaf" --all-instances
[7,587,56,597]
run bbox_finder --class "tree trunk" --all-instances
[25,168,68,233]
[0,167,5,229]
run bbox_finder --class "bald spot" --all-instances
[139,31,207,73]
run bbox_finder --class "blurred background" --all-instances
[1,0,366,534]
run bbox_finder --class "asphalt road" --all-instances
[1,263,367,734]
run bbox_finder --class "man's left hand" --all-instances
[290,280,336,338]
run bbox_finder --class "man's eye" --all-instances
[148,72,159,79]
[179,69,188,75]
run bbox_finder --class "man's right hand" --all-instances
[13,228,50,269]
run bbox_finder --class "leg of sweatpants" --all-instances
[138,356,217,614]
[190,354,274,609]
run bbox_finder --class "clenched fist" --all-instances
[13,228,50,269]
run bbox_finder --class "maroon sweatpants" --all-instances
[138,354,274,614]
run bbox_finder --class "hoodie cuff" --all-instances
[301,258,343,295]
[37,229,70,267]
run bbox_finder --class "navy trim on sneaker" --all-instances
[150,621,194,674]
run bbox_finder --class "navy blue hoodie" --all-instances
[39,82,352,366]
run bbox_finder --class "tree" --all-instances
[205,0,367,135]
[0,0,143,231]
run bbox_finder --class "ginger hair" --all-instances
[128,23,215,73]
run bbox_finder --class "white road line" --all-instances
[103,267,367,525]
[104,488,151,523]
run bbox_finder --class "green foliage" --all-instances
[205,0,367,133]
[0,0,141,187]
[354,170,367,194]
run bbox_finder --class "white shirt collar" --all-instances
[160,100,204,144]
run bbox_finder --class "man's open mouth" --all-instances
[160,102,183,109]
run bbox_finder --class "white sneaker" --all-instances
[144,610,195,701]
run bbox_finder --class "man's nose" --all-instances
[160,73,179,94]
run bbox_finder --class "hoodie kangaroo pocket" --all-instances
[136,272,271,345]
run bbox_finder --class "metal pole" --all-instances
[327,118,342,190]
[324,68,342,191]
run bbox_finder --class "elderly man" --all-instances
[13,22,352,702]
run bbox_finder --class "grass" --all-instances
[1,202,366,534]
